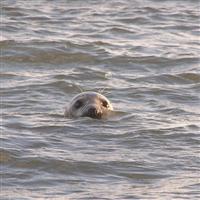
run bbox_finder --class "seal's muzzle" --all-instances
[86,106,102,119]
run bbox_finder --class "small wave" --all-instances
[21,16,51,21]
[177,72,200,83]
[102,27,136,34]
[0,148,20,164]
[1,51,98,64]
[159,107,197,116]
[0,72,17,78]
[2,6,27,17]
[13,158,112,176]
[116,16,149,24]
[103,55,199,67]
[131,72,200,85]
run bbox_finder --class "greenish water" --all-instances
[1,0,200,199]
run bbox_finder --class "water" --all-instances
[1,0,200,199]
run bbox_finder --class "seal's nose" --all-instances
[87,107,102,119]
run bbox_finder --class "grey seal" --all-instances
[64,91,113,119]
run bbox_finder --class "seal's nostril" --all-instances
[87,107,101,119]
[88,107,97,116]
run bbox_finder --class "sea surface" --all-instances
[1,0,200,199]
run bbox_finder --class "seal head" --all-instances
[65,92,113,119]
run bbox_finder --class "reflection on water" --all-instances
[1,0,200,199]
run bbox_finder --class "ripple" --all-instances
[177,72,200,83]
[116,16,150,24]
[0,149,17,164]
[1,51,99,64]
[131,72,200,85]
[103,27,136,34]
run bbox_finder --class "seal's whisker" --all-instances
[75,84,84,93]
[98,87,107,95]
[98,88,102,94]
[103,91,111,96]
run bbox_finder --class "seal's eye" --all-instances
[74,100,83,109]
[101,100,108,108]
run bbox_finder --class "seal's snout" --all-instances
[87,106,102,119]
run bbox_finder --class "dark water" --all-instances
[1,0,200,199]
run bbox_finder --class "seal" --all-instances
[64,91,113,119]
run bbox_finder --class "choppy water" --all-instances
[1,0,200,199]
